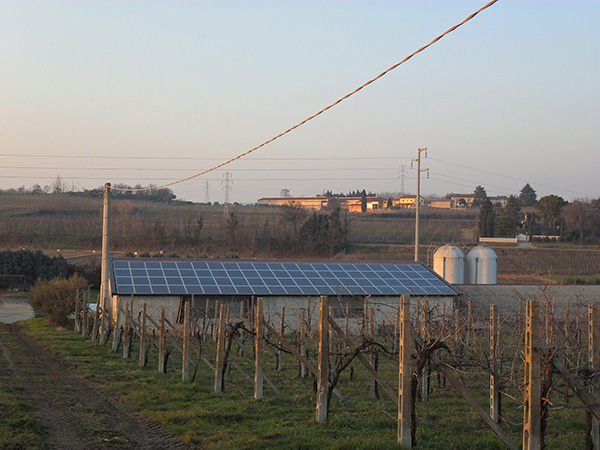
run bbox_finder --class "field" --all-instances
[1,192,599,280]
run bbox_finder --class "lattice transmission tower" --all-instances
[222,172,232,217]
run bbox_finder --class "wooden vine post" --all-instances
[523,300,541,450]
[316,296,329,423]
[421,299,430,402]
[111,297,121,353]
[212,301,219,340]
[490,304,500,423]
[299,308,307,378]
[182,302,190,382]
[81,289,88,336]
[369,307,379,399]
[158,308,166,374]
[589,304,600,449]
[203,298,209,341]
[344,302,350,336]
[139,303,147,367]
[215,304,226,392]
[122,303,130,359]
[74,290,81,333]
[277,306,285,371]
[92,302,100,342]
[398,295,413,448]
[254,297,264,400]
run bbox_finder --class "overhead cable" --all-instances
[110,0,500,193]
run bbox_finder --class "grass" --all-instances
[0,332,46,450]
[554,274,600,285]
[19,318,589,449]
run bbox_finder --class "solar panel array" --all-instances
[111,259,457,297]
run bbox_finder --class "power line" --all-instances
[110,0,500,193]
[0,153,412,161]
[429,157,593,197]
[0,165,413,172]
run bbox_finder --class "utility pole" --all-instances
[411,148,428,262]
[222,172,232,218]
[398,164,408,196]
[99,182,111,344]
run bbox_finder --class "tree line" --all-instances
[0,249,100,289]
[477,183,600,243]
[1,180,177,203]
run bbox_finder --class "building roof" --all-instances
[111,258,458,297]
[458,285,600,318]
[257,196,328,203]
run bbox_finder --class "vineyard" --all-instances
[67,292,600,449]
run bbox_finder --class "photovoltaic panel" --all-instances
[111,258,458,297]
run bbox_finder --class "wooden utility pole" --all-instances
[523,300,541,450]
[398,295,413,447]
[412,148,427,262]
[99,182,111,344]
[254,297,264,400]
[316,296,329,423]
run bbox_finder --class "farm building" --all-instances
[108,258,459,329]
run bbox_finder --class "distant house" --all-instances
[446,193,475,208]
[338,197,383,212]
[257,195,384,212]
[392,195,425,208]
[429,199,454,209]
[491,195,507,207]
[257,196,328,210]
[446,193,508,208]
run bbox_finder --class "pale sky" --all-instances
[1,1,598,204]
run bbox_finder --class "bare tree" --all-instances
[52,176,67,194]
[280,201,307,241]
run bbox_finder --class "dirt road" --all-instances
[0,323,195,449]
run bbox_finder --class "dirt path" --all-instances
[0,323,196,449]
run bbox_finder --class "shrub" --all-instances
[30,274,87,327]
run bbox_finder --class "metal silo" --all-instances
[433,244,465,284]
[466,245,498,284]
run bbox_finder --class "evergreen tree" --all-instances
[472,185,488,208]
[494,195,522,237]
[478,198,495,237]
[535,194,567,235]
[360,190,367,213]
[519,183,537,207]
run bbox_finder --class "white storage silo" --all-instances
[433,244,465,284]
[466,245,498,284]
